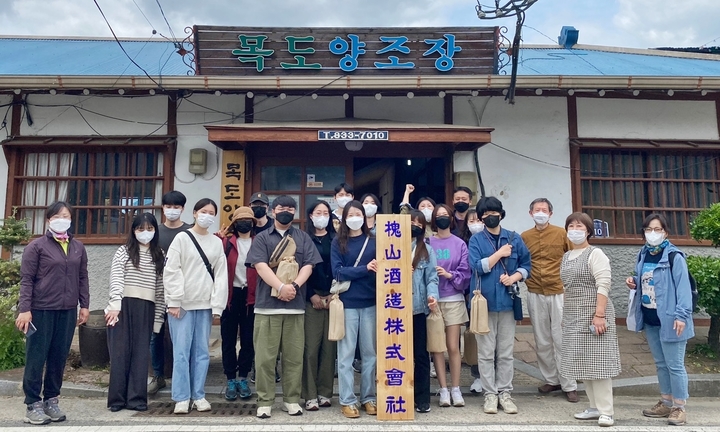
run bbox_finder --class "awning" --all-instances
[0,135,177,150]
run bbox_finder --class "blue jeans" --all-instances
[645,324,689,401]
[337,306,377,406]
[168,309,212,402]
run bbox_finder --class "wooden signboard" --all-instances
[375,214,414,421]
[220,150,245,226]
[193,26,499,76]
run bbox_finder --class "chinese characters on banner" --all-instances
[376,214,414,421]
[220,150,245,225]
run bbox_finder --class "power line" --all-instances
[522,25,606,75]
[155,0,177,42]
[132,0,156,32]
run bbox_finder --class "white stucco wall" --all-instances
[354,95,443,124]
[0,94,11,219]
[254,95,345,121]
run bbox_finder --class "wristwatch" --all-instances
[291,282,300,291]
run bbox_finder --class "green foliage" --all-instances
[0,285,25,370]
[0,260,21,291]
[689,343,719,360]
[0,207,31,250]
[690,202,720,247]
[686,255,720,317]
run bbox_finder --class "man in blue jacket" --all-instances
[468,196,531,416]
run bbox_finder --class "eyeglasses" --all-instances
[643,227,665,233]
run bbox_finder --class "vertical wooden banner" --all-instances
[376,214,414,421]
[220,150,246,226]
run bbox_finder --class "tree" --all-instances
[689,202,720,352]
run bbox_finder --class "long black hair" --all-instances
[459,208,478,244]
[410,210,430,270]
[337,200,369,254]
[127,212,164,276]
[306,200,336,237]
[360,193,382,215]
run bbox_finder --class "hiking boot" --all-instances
[668,407,687,426]
[470,378,483,394]
[643,400,672,418]
[237,378,252,399]
[43,397,66,422]
[225,379,238,401]
[24,402,51,425]
[148,376,166,395]
[451,387,465,407]
[483,394,498,414]
[438,388,451,407]
[499,392,518,414]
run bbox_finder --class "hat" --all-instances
[249,192,269,205]
[231,206,258,224]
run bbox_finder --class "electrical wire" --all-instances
[155,0,177,42]
[523,25,606,75]
[132,0,156,32]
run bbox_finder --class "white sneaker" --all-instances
[499,392,518,414]
[256,406,272,418]
[173,400,190,414]
[430,362,437,378]
[282,402,303,416]
[451,387,465,407]
[438,388,451,407]
[470,378,483,394]
[598,414,614,427]
[192,398,211,412]
[574,408,601,420]
[483,394,498,414]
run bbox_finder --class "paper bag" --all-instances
[464,329,478,366]
[328,294,345,341]
[272,256,299,297]
[469,290,490,335]
[426,309,447,353]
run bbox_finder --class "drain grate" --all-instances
[134,401,257,417]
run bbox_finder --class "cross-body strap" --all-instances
[353,236,370,268]
[183,230,215,282]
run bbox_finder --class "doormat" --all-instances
[134,401,257,417]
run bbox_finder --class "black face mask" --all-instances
[275,211,294,225]
[251,206,267,219]
[411,225,424,238]
[483,215,501,229]
[234,220,253,234]
[435,216,451,230]
[454,202,470,213]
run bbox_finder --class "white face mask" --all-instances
[363,203,378,218]
[468,223,485,234]
[336,196,352,209]
[421,208,433,222]
[532,212,550,225]
[645,231,665,247]
[345,216,365,231]
[196,213,215,229]
[135,230,155,245]
[312,215,329,230]
[567,230,587,245]
[49,218,71,234]
[163,208,182,222]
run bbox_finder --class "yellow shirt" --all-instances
[54,237,69,254]
[521,224,571,295]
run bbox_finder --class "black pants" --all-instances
[107,297,154,409]
[220,287,255,380]
[413,313,431,405]
[22,309,76,405]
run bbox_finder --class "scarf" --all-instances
[646,239,669,255]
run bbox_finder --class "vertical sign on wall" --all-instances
[376,214,414,421]
[220,150,246,226]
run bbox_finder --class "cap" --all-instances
[249,192,269,205]
[231,206,258,224]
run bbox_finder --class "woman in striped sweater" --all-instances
[105,213,166,412]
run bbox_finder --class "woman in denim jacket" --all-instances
[409,210,439,413]
[626,213,694,426]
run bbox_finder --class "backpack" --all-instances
[668,251,699,312]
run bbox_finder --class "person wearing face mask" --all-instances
[216,207,259,402]
[560,212,619,428]
[105,213,166,413]
[459,208,484,245]
[468,196,531,416]
[331,183,354,232]
[163,198,229,415]
[249,192,274,235]
[302,200,337,411]
[399,184,436,238]
[451,186,474,237]
[626,214,693,426]
[246,195,323,419]
[16,202,89,425]
[520,198,578,403]
[360,193,381,236]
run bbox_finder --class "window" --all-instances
[577,144,720,239]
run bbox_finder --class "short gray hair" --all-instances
[529,198,553,212]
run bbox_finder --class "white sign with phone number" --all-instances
[318,130,389,141]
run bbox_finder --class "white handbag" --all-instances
[329,236,369,294]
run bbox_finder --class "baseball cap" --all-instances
[249,192,269,205]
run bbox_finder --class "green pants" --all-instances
[302,302,337,401]
[253,314,305,407]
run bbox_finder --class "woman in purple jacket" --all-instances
[15,202,89,425]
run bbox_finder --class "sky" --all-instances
[0,0,719,49]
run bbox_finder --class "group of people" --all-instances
[14,183,695,427]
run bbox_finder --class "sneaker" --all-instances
[282,402,303,416]
[643,400,672,418]
[318,395,332,407]
[352,359,362,374]
[483,394,498,414]
[416,402,431,413]
[193,398,211,412]
[225,379,238,401]
[341,404,360,418]
[305,399,319,411]
[668,407,687,426]
[148,376,166,395]
[43,397,66,422]
[249,368,256,384]
[470,364,480,378]
[598,414,614,427]
[174,400,190,414]
[574,408,601,420]
[24,402,51,425]
[499,392,518,414]
[237,378,252,399]
[256,406,272,418]
[430,362,437,378]
[451,387,465,407]
[470,378,483,394]
[362,401,377,415]
[438,388,451,407]
[275,368,281,383]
